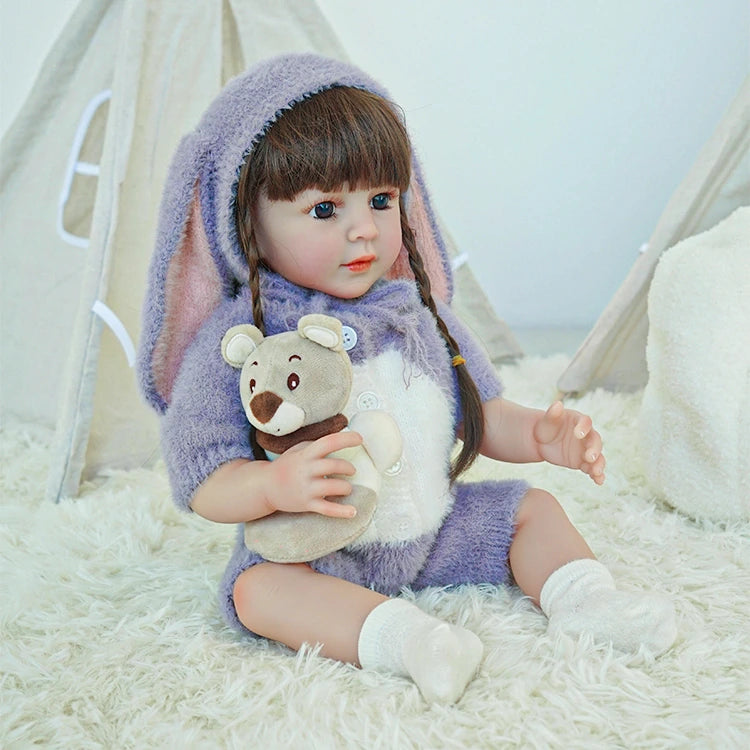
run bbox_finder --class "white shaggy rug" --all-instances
[2,355,749,749]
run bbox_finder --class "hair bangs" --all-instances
[251,86,412,201]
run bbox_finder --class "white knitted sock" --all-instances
[539,559,676,655]
[357,598,483,703]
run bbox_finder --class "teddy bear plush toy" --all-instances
[221,314,403,563]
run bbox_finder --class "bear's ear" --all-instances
[221,324,264,367]
[297,314,344,351]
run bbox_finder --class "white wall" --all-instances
[2,0,748,329]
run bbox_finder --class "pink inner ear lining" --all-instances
[387,180,450,302]
[152,185,223,404]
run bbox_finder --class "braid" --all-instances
[246,237,266,336]
[235,169,268,460]
[400,206,484,481]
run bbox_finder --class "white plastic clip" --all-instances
[451,252,469,271]
[56,89,112,248]
[91,300,136,367]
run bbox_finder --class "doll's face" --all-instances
[253,184,403,298]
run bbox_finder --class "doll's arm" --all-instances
[473,398,606,484]
[190,431,364,523]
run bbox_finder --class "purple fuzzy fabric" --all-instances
[161,271,503,511]
[220,478,528,636]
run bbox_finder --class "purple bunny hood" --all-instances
[138,53,455,415]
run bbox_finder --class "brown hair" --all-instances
[235,86,483,480]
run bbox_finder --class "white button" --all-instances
[356,391,381,410]
[384,460,402,476]
[341,326,358,351]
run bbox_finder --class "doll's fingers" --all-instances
[574,414,593,440]
[313,477,353,499]
[592,453,606,477]
[546,400,565,421]
[314,430,363,456]
[535,401,565,443]
[581,455,606,484]
[583,432,603,463]
[318,457,357,477]
[309,497,357,519]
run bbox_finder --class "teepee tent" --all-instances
[0,0,520,503]
[557,76,750,396]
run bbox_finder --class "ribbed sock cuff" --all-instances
[357,598,416,674]
[539,558,613,617]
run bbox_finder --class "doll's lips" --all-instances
[343,255,376,272]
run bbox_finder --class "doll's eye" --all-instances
[249,378,256,394]
[309,202,335,219]
[371,193,391,210]
[287,373,300,391]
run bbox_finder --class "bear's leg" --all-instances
[244,485,377,563]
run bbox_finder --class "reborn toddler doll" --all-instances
[138,53,676,703]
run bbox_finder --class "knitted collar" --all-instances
[257,270,442,379]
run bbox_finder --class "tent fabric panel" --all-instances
[83,0,228,480]
[438,221,523,363]
[558,77,750,396]
[227,0,348,65]
[46,0,151,502]
[0,0,122,428]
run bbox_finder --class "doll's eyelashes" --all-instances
[309,202,335,219]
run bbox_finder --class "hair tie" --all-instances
[451,354,466,367]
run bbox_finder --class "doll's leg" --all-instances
[233,562,482,703]
[509,487,595,603]
[510,488,676,654]
[233,562,385,662]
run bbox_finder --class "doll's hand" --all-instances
[264,431,363,518]
[533,401,606,484]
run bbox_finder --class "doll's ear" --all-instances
[387,162,453,303]
[221,324,264,367]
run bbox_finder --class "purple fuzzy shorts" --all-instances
[218,478,529,635]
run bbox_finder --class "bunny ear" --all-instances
[138,136,228,413]
[387,160,453,303]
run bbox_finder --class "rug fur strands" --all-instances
[2,356,749,749]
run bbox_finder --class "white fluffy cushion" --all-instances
[640,207,750,521]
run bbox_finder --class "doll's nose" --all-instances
[347,211,378,242]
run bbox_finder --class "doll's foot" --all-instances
[403,621,484,703]
[358,598,483,703]
[540,559,677,655]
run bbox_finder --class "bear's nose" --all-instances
[250,391,282,424]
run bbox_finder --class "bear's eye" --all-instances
[249,378,256,394]
[287,373,300,391]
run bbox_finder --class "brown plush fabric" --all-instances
[255,414,349,454]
